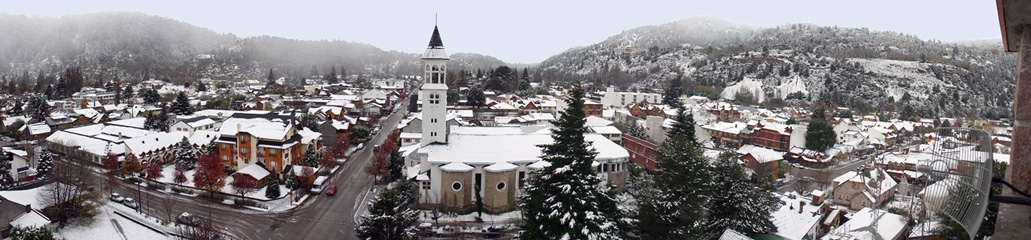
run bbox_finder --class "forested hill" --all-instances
[0,12,508,83]
[537,17,1016,119]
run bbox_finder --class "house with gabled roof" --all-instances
[214,113,319,174]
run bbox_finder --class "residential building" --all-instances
[831,168,898,210]
[214,113,319,173]
[749,121,793,151]
[170,116,216,135]
[599,87,661,109]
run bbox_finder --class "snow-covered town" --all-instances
[1,2,1031,240]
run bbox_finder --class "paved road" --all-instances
[97,100,410,240]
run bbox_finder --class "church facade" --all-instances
[405,26,629,213]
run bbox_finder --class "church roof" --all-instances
[428,26,444,48]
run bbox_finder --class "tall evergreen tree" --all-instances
[805,108,837,151]
[10,99,23,116]
[355,183,419,240]
[36,148,55,180]
[666,104,697,143]
[28,97,50,123]
[625,122,647,139]
[637,133,713,238]
[387,146,403,182]
[326,66,339,84]
[303,145,318,168]
[175,137,197,170]
[266,69,276,87]
[465,87,486,108]
[520,82,628,239]
[171,92,193,115]
[143,88,160,104]
[121,85,135,104]
[704,151,778,237]
[0,153,13,189]
[662,75,684,106]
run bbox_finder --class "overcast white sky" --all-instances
[3,0,1003,64]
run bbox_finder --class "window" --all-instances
[475,173,483,195]
[422,181,431,190]
[496,182,506,191]
[431,118,437,123]
[518,171,526,188]
[452,182,462,191]
[270,149,276,154]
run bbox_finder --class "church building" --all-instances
[406,25,630,213]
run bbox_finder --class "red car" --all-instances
[326,184,338,195]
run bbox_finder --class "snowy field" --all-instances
[54,203,173,240]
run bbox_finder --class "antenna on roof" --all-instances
[435,13,437,26]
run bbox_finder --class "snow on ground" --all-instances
[850,58,947,101]
[157,164,196,187]
[777,75,808,99]
[419,210,522,224]
[720,77,766,103]
[0,184,49,209]
[53,203,171,240]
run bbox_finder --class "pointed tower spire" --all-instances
[428,26,444,48]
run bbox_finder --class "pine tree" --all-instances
[666,104,697,143]
[28,97,50,123]
[625,122,647,139]
[143,88,160,104]
[285,170,299,190]
[205,142,219,155]
[704,151,778,237]
[805,108,837,151]
[171,92,193,115]
[36,148,55,180]
[10,99,23,116]
[265,176,281,199]
[662,75,684,106]
[387,147,403,182]
[638,133,713,238]
[303,145,318,168]
[0,153,14,189]
[355,184,419,240]
[121,85,135,104]
[175,137,197,170]
[520,82,629,239]
[265,69,276,90]
[326,66,338,84]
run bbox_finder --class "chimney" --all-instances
[237,123,242,133]
[798,200,805,214]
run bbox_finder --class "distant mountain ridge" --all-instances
[536,18,1016,119]
[0,12,509,81]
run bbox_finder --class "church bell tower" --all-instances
[421,25,449,146]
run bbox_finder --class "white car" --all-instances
[122,197,139,209]
[110,193,124,203]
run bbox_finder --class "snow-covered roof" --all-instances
[106,117,147,129]
[439,162,474,172]
[10,210,50,228]
[2,147,28,158]
[21,122,51,135]
[181,117,216,128]
[590,126,622,135]
[737,145,784,163]
[0,183,59,209]
[188,130,218,147]
[45,130,126,156]
[771,193,821,240]
[419,126,627,167]
[123,131,188,156]
[218,113,295,141]
[484,162,518,173]
[236,163,271,180]
[527,160,551,170]
[821,208,906,240]
[585,116,614,127]
[298,128,322,145]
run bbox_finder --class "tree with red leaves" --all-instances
[144,163,163,182]
[332,136,349,159]
[364,138,396,182]
[173,166,188,186]
[102,153,120,193]
[319,150,336,171]
[120,154,143,177]
[229,174,256,202]
[193,154,227,199]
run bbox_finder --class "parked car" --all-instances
[122,198,139,209]
[326,184,338,195]
[110,193,124,203]
[177,212,199,226]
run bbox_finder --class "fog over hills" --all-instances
[0,12,1017,119]
[0,12,508,81]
